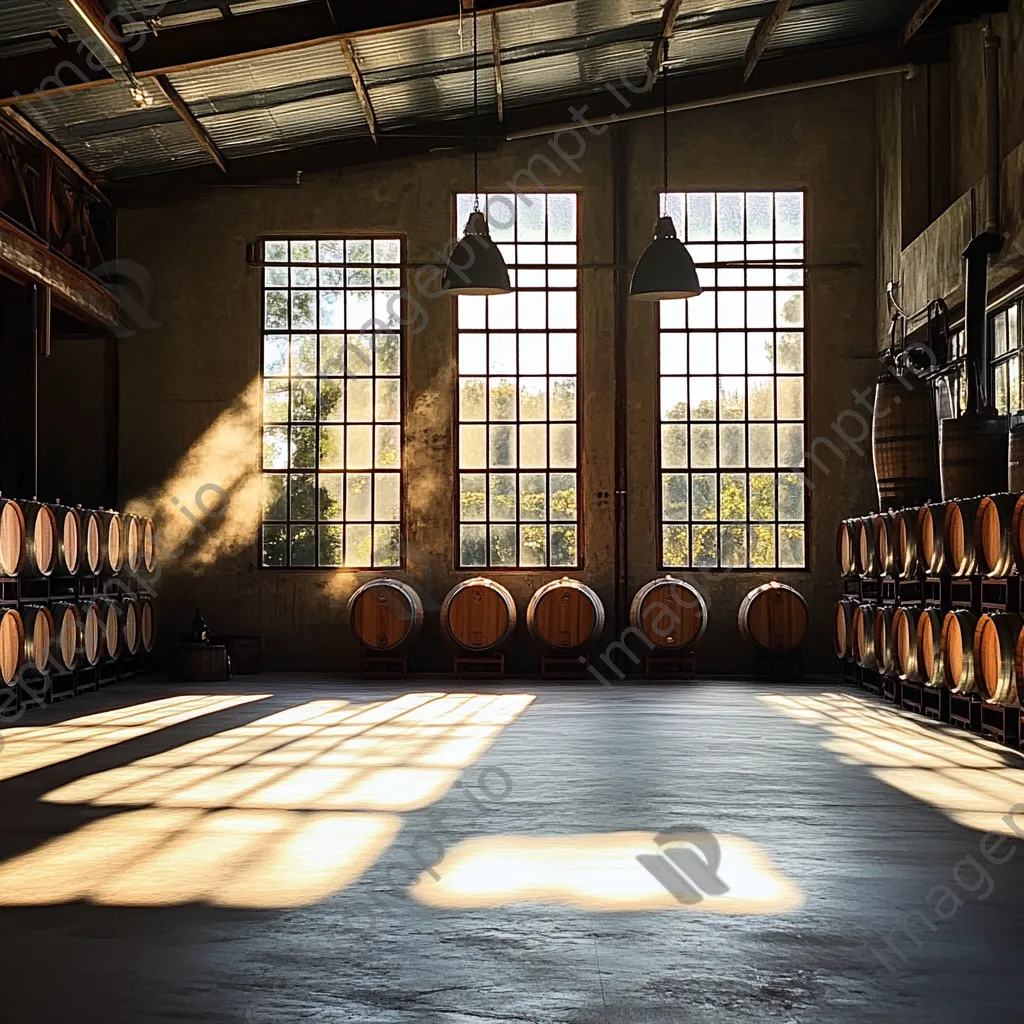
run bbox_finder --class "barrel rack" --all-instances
[1,571,153,719]
[837,508,1024,752]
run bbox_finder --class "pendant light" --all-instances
[629,40,702,301]
[443,4,511,296]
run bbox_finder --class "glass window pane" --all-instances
[346,474,371,521]
[345,524,372,567]
[319,525,343,567]
[263,380,289,422]
[461,474,486,522]
[319,474,344,520]
[550,525,577,567]
[461,525,487,566]
[374,473,401,521]
[262,525,287,567]
[550,474,577,521]
[290,525,315,566]
[263,475,287,520]
[318,425,344,470]
[520,474,547,521]
[720,474,746,521]
[291,473,315,521]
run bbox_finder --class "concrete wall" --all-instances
[117,79,878,676]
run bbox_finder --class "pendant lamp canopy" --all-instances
[629,40,702,302]
[442,210,512,295]
[443,4,511,297]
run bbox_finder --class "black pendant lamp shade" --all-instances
[443,3,511,297]
[629,215,701,300]
[442,210,511,295]
[630,39,702,302]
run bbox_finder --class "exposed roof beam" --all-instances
[0,214,118,329]
[62,0,131,67]
[492,14,504,123]
[645,0,683,90]
[112,32,948,201]
[0,0,575,107]
[339,40,378,145]
[0,107,104,195]
[743,0,795,82]
[901,0,944,45]
[153,73,228,174]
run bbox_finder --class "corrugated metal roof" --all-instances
[8,0,934,179]
[0,0,67,44]
[501,40,648,107]
[167,41,348,104]
[201,89,369,157]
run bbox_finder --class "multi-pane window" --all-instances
[455,192,580,569]
[658,191,806,570]
[991,302,1021,416]
[260,238,403,569]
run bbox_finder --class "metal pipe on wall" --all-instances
[507,65,917,140]
[612,123,629,637]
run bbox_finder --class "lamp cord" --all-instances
[473,3,480,211]
[662,37,669,214]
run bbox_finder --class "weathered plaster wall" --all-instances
[880,3,1024,346]
[118,79,877,676]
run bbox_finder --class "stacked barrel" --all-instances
[835,492,1024,711]
[0,494,156,698]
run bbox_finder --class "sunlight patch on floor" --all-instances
[760,692,1024,835]
[411,831,802,914]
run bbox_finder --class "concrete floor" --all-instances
[1,677,1022,1023]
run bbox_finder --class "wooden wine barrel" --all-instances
[833,600,855,661]
[874,606,895,675]
[872,372,941,509]
[526,578,605,650]
[141,517,157,574]
[0,497,25,577]
[80,599,105,667]
[973,493,1018,577]
[441,577,517,652]
[738,582,809,654]
[973,612,1024,706]
[851,603,877,669]
[892,607,918,681]
[630,577,707,651]
[1009,424,1024,491]
[940,412,1008,501]
[941,609,978,693]
[124,599,142,657]
[99,598,124,661]
[53,602,83,671]
[140,596,156,653]
[0,608,25,685]
[835,520,856,576]
[51,503,82,576]
[348,578,424,651]
[943,496,982,577]
[21,605,55,675]
[916,502,946,575]
[122,514,143,575]
[98,509,124,574]
[915,608,945,687]
[20,501,58,578]
[853,516,878,577]
[891,507,921,578]
[873,512,897,577]
[1010,495,1024,576]
[79,508,103,576]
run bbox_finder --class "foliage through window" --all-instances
[455,193,580,568]
[260,238,403,568]
[991,302,1021,417]
[659,192,807,570]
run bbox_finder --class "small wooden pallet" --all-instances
[921,686,949,722]
[454,653,504,679]
[645,651,696,680]
[924,576,947,607]
[950,577,978,610]
[980,701,1020,746]
[542,654,592,681]
[357,652,407,680]
[949,693,979,732]
[860,670,882,696]
[900,680,923,714]
[981,577,1019,612]
[896,576,924,607]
